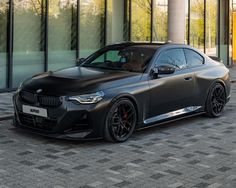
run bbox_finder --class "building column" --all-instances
[111,0,124,43]
[168,0,186,44]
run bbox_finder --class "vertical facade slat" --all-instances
[7,0,13,89]
[44,0,49,72]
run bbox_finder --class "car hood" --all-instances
[21,67,142,96]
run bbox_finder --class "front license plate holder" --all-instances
[22,105,48,118]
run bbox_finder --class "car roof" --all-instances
[105,42,163,49]
[105,42,190,50]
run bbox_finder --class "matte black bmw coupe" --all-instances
[13,42,231,142]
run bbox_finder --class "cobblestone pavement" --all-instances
[0,85,235,187]
[0,92,13,118]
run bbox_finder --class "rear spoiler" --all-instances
[209,56,223,63]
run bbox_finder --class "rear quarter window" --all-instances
[184,49,204,67]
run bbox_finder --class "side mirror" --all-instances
[158,65,175,74]
[151,67,159,79]
[76,58,85,66]
[151,65,175,78]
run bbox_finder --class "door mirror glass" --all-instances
[76,58,85,66]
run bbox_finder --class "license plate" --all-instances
[22,105,48,118]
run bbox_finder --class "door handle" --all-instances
[184,77,192,81]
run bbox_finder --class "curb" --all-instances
[0,115,14,121]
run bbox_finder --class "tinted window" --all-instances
[83,46,156,73]
[157,49,187,69]
[184,49,204,67]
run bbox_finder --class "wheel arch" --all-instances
[110,93,141,127]
[205,79,227,107]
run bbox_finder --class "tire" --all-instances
[205,83,226,117]
[104,98,137,142]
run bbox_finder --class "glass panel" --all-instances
[184,49,204,67]
[131,0,151,42]
[90,50,121,64]
[83,46,156,72]
[13,0,45,88]
[48,0,77,71]
[152,0,168,42]
[0,0,8,89]
[157,49,187,69]
[206,0,217,56]
[80,0,105,58]
[189,0,205,52]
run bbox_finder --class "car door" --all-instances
[147,48,195,120]
[183,48,206,107]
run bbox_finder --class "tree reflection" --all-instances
[190,0,205,50]
[131,0,151,41]
[80,0,105,53]
[0,1,8,52]
[153,0,168,42]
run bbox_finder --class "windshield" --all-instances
[82,46,157,73]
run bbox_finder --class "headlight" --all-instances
[68,91,104,104]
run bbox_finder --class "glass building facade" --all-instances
[0,0,234,92]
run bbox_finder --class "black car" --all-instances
[13,42,231,142]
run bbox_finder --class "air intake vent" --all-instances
[20,91,35,104]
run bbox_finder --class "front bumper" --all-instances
[13,92,108,140]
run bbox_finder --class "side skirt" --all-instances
[138,106,204,131]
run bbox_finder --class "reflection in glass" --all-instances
[80,0,105,58]
[48,0,77,71]
[206,0,217,56]
[13,0,44,87]
[131,0,151,42]
[189,0,204,52]
[0,1,8,88]
[152,0,168,42]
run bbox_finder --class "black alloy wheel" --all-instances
[104,98,137,142]
[205,83,226,117]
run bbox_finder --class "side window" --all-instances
[157,49,187,69]
[184,49,204,67]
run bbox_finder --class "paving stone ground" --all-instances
[0,80,236,187]
[0,92,13,118]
